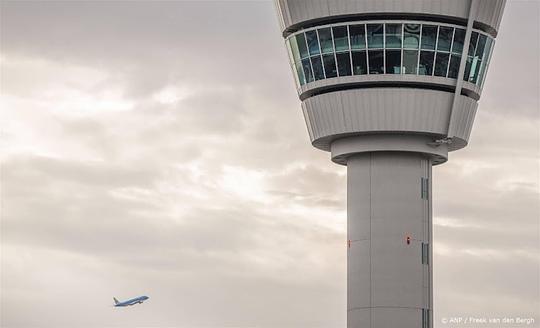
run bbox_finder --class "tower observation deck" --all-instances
[274,1,506,327]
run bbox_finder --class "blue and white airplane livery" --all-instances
[113,295,149,307]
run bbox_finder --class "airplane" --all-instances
[113,295,149,307]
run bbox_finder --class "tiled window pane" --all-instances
[306,30,320,56]
[352,51,368,75]
[478,38,493,86]
[434,52,450,77]
[295,63,306,85]
[437,26,453,52]
[463,56,472,81]
[336,52,352,76]
[349,24,366,50]
[368,50,384,74]
[403,50,418,74]
[385,49,401,74]
[447,54,461,78]
[469,35,487,83]
[311,56,325,80]
[318,28,334,54]
[468,31,479,56]
[421,25,437,50]
[332,26,349,51]
[289,38,301,64]
[475,34,487,59]
[296,33,309,59]
[322,54,338,78]
[452,28,465,54]
[385,23,402,48]
[404,24,420,49]
[301,58,314,83]
[469,57,481,83]
[367,24,384,48]
[419,51,435,75]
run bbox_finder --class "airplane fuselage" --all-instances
[114,295,149,307]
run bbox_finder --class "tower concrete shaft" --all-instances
[348,152,432,328]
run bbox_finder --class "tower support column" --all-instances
[346,152,432,328]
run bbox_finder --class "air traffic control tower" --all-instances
[275,1,506,327]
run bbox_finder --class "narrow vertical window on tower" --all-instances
[421,243,429,264]
[421,177,429,199]
[422,309,431,328]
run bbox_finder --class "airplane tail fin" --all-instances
[113,297,119,305]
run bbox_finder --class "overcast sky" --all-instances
[0,1,538,328]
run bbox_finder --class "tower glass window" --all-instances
[452,28,466,54]
[437,26,453,52]
[336,52,352,76]
[318,28,334,54]
[332,26,349,51]
[385,49,401,74]
[367,24,384,48]
[285,22,494,87]
[323,54,338,78]
[447,54,461,79]
[403,50,418,74]
[385,24,402,48]
[368,50,384,74]
[301,58,314,83]
[434,52,450,77]
[403,24,420,49]
[478,38,494,86]
[349,24,366,50]
[305,30,320,56]
[295,33,309,59]
[352,51,367,75]
[311,55,325,80]
[419,51,435,75]
[421,25,437,50]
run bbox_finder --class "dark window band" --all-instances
[282,13,497,39]
[298,81,480,101]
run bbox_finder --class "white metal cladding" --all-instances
[302,88,457,149]
[448,95,478,148]
[477,0,506,33]
[276,0,505,34]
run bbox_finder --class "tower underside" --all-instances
[347,151,432,328]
